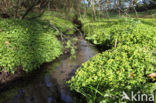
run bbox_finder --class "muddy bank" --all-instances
[0,37,98,103]
[0,70,24,85]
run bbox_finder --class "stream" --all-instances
[0,37,98,103]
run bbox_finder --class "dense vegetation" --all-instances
[82,18,156,49]
[0,0,156,103]
[0,18,62,73]
[68,10,156,103]
[68,45,156,102]
[42,11,76,35]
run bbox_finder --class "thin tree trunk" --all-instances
[131,0,138,18]
[76,0,81,17]
[118,0,121,18]
[14,0,19,19]
[91,0,96,20]
[21,6,34,20]
[21,0,41,20]
[106,0,110,18]
[133,6,138,18]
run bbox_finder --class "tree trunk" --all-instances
[14,0,20,19]
[118,0,121,17]
[21,6,34,20]
[91,0,96,20]
[132,0,138,18]
[76,0,81,17]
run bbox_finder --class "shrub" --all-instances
[0,18,62,73]
[68,45,156,103]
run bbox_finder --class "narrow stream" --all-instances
[0,37,98,103]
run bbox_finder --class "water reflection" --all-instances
[45,76,53,88]
[0,37,98,103]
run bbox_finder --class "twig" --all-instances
[74,26,83,37]
[117,7,131,18]
[48,21,65,41]
[115,38,117,48]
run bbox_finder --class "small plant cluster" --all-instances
[42,12,76,35]
[68,18,156,103]
[0,18,62,73]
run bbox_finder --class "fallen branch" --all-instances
[147,73,156,81]
[115,38,118,48]
[74,26,83,37]
[147,73,156,78]
[48,21,65,41]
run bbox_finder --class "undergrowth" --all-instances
[42,11,76,35]
[0,18,62,73]
[68,17,156,103]
[82,18,156,49]
[68,45,156,103]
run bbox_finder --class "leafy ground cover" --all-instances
[68,16,156,103]
[81,18,156,49]
[0,18,62,73]
[68,45,156,103]
[42,11,76,35]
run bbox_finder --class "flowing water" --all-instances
[0,37,98,103]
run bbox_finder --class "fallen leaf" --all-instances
[147,73,156,78]
[5,41,10,45]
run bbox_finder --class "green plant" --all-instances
[0,18,62,73]
[65,40,76,56]
[68,45,156,103]
[108,23,156,48]
[42,12,76,35]
[82,18,156,50]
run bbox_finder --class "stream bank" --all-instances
[0,36,99,103]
